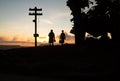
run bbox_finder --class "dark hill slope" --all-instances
[0,43,119,80]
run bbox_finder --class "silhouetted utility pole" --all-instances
[29,6,43,47]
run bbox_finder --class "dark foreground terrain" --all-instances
[0,41,120,81]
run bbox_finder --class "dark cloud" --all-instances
[65,32,74,40]
[56,32,75,43]
[0,36,34,46]
[0,36,9,42]
[0,40,33,44]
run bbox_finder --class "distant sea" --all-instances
[0,45,21,50]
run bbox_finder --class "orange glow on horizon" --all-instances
[0,32,75,47]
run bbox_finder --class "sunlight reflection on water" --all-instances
[0,73,66,81]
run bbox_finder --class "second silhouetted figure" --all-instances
[59,30,66,45]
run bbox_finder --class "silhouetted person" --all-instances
[59,30,66,45]
[48,29,55,45]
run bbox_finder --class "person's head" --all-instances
[62,30,64,33]
[50,29,53,32]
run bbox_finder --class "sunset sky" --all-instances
[0,0,75,47]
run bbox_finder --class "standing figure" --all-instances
[48,29,55,45]
[59,30,66,45]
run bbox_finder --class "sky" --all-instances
[0,0,75,47]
